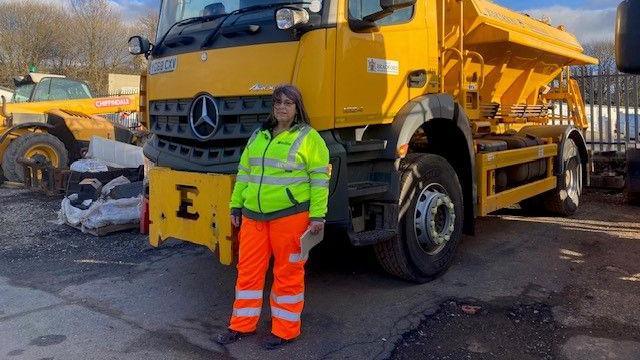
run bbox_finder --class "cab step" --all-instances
[344,140,387,163]
[344,139,387,153]
[347,181,388,198]
[349,229,397,246]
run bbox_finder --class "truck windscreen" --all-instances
[157,0,329,45]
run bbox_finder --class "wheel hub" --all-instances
[414,185,455,254]
[25,144,60,167]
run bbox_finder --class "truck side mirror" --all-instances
[360,0,416,24]
[128,36,151,56]
[616,0,640,74]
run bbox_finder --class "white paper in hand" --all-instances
[300,227,324,260]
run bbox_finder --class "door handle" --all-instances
[408,69,427,88]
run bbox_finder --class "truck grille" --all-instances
[144,96,271,172]
[149,96,271,140]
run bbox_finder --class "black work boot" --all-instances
[215,330,251,345]
[263,333,294,350]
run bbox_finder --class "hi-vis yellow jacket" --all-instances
[230,124,330,221]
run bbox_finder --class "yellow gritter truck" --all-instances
[131,0,597,282]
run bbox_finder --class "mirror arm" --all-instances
[362,9,393,23]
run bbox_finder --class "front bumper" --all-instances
[148,167,235,264]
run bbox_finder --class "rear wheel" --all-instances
[2,133,69,182]
[544,138,583,215]
[374,154,464,283]
[520,138,583,216]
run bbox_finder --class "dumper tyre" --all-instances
[374,153,464,283]
[542,138,582,216]
[2,133,69,182]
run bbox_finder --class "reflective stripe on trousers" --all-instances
[271,291,304,304]
[229,211,309,340]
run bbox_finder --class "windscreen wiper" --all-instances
[200,2,309,48]
[154,14,227,55]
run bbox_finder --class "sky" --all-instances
[20,0,620,42]
[118,0,615,42]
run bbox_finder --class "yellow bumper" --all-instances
[149,167,235,265]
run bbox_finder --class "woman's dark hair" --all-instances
[263,84,310,130]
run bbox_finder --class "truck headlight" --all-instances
[275,8,310,30]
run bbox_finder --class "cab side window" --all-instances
[32,78,52,101]
[348,0,414,26]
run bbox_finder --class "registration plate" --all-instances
[148,56,177,75]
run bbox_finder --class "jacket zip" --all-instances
[257,132,274,213]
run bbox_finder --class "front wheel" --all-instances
[374,154,464,283]
[2,133,69,182]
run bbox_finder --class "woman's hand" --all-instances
[230,214,241,228]
[309,220,324,235]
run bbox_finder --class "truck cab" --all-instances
[133,0,595,282]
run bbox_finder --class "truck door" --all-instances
[335,0,427,128]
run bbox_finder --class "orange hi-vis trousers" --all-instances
[229,211,310,340]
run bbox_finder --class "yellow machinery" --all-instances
[0,73,140,183]
[132,0,596,282]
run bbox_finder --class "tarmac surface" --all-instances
[0,186,639,359]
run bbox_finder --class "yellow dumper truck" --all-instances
[130,0,596,282]
[0,73,140,182]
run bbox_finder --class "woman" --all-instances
[216,85,330,350]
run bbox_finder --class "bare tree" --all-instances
[0,1,69,87]
[0,0,155,92]
[131,10,160,72]
[583,39,615,74]
[68,0,135,94]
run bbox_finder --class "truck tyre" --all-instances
[374,153,464,283]
[543,138,583,216]
[520,138,582,216]
[2,133,69,182]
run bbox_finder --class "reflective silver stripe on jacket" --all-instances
[235,174,309,186]
[232,307,261,317]
[236,174,251,183]
[308,166,329,175]
[235,290,263,300]
[271,307,301,322]
[248,157,305,171]
[287,125,312,163]
[310,179,329,187]
[237,164,250,174]
[246,128,261,145]
[271,292,304,304]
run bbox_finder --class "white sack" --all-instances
[86,136,143,168]
[57,196,141,231]
[69,158,109,173]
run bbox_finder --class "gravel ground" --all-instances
[0,185,639,360]
[392,189,640,360]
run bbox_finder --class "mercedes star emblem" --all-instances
[189,94,219,140]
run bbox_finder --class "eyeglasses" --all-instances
[274,99,295,107]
